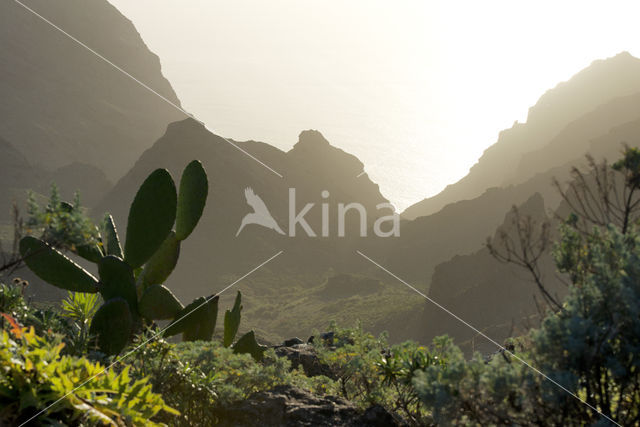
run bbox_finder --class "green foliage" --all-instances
[20,236,99,293]
[0,279,29,321]
[223,291,242,347]
[25,186,101,254]
[98,255,138,312]
[128,337,333,425]
[89,298,133,357]
[409,336,534,425]
[0,322,177,426]
[103,214,123,258]
[165,296,218,340]
[61,291,100,321]
[411,221,640,425]
[315,323,434,423]
[18,162,263,357]
[612,145,640,188]
[0,279,70,343]
[175,160,209,241]
[138,284,183,320]
[140,231,181,287]
[127,338,219,426]
[60,291,100,355]
[124,168,177,269]
[538,223,640,424]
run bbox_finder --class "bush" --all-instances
[412,223,640,425]
[0,317,177,426]
[127,336,336,425]
[315,322,436,424]
[0,279,69,340]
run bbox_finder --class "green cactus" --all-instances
[20,236,99,293]
[103,214,123,258]
[233,331,267,361]
[176,160,209,240]
[139,231,180,288]
[223,291,242,347]
[89,297,133,356]
[20,160,265,359]
[180,297,219,342]
[75,242,104,264]
[138,284,183,320]
[164,295,218,338]
[98,255,138,313]
[124,169,177,269]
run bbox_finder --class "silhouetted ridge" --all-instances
[288,129,365,173]
[403,51,640,220]
[0,0,183,179]
[294,130,332,147]
[415,193,561,354]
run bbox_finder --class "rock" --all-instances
[355,404,404,426]
[283,337,304,347]
[215,385,358,426]
[275,343,335,379]
[215,385,404,426]
[307,331,335,345]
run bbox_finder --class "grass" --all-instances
[215,273,425,345]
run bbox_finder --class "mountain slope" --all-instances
[403,52,640,220]
[96,119,391,298]
[0,0,183,179]
[413,193,564,354]
[92,118,410,342]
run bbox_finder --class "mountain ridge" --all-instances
[0,0,183,180]
[403,51,640,220]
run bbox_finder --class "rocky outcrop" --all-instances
[215,385,403,427]
[274,343,335,379]
[414,193,564,354]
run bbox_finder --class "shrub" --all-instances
[0,316,177,426]
[128,337,335,425]
[0,279,68,340]
[315,322,435,424]
[412,224,640,425]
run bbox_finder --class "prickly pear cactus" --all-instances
[21,160,264,358]
[224,291,242,347]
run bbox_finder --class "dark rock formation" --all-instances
[414,193,564,355]
[215,385,403,426]
[275,343,335,379]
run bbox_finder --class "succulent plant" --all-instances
[20,160,265,359]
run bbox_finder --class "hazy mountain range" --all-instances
[2,0,639,346]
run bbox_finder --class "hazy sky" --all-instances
[109,0,640,211]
